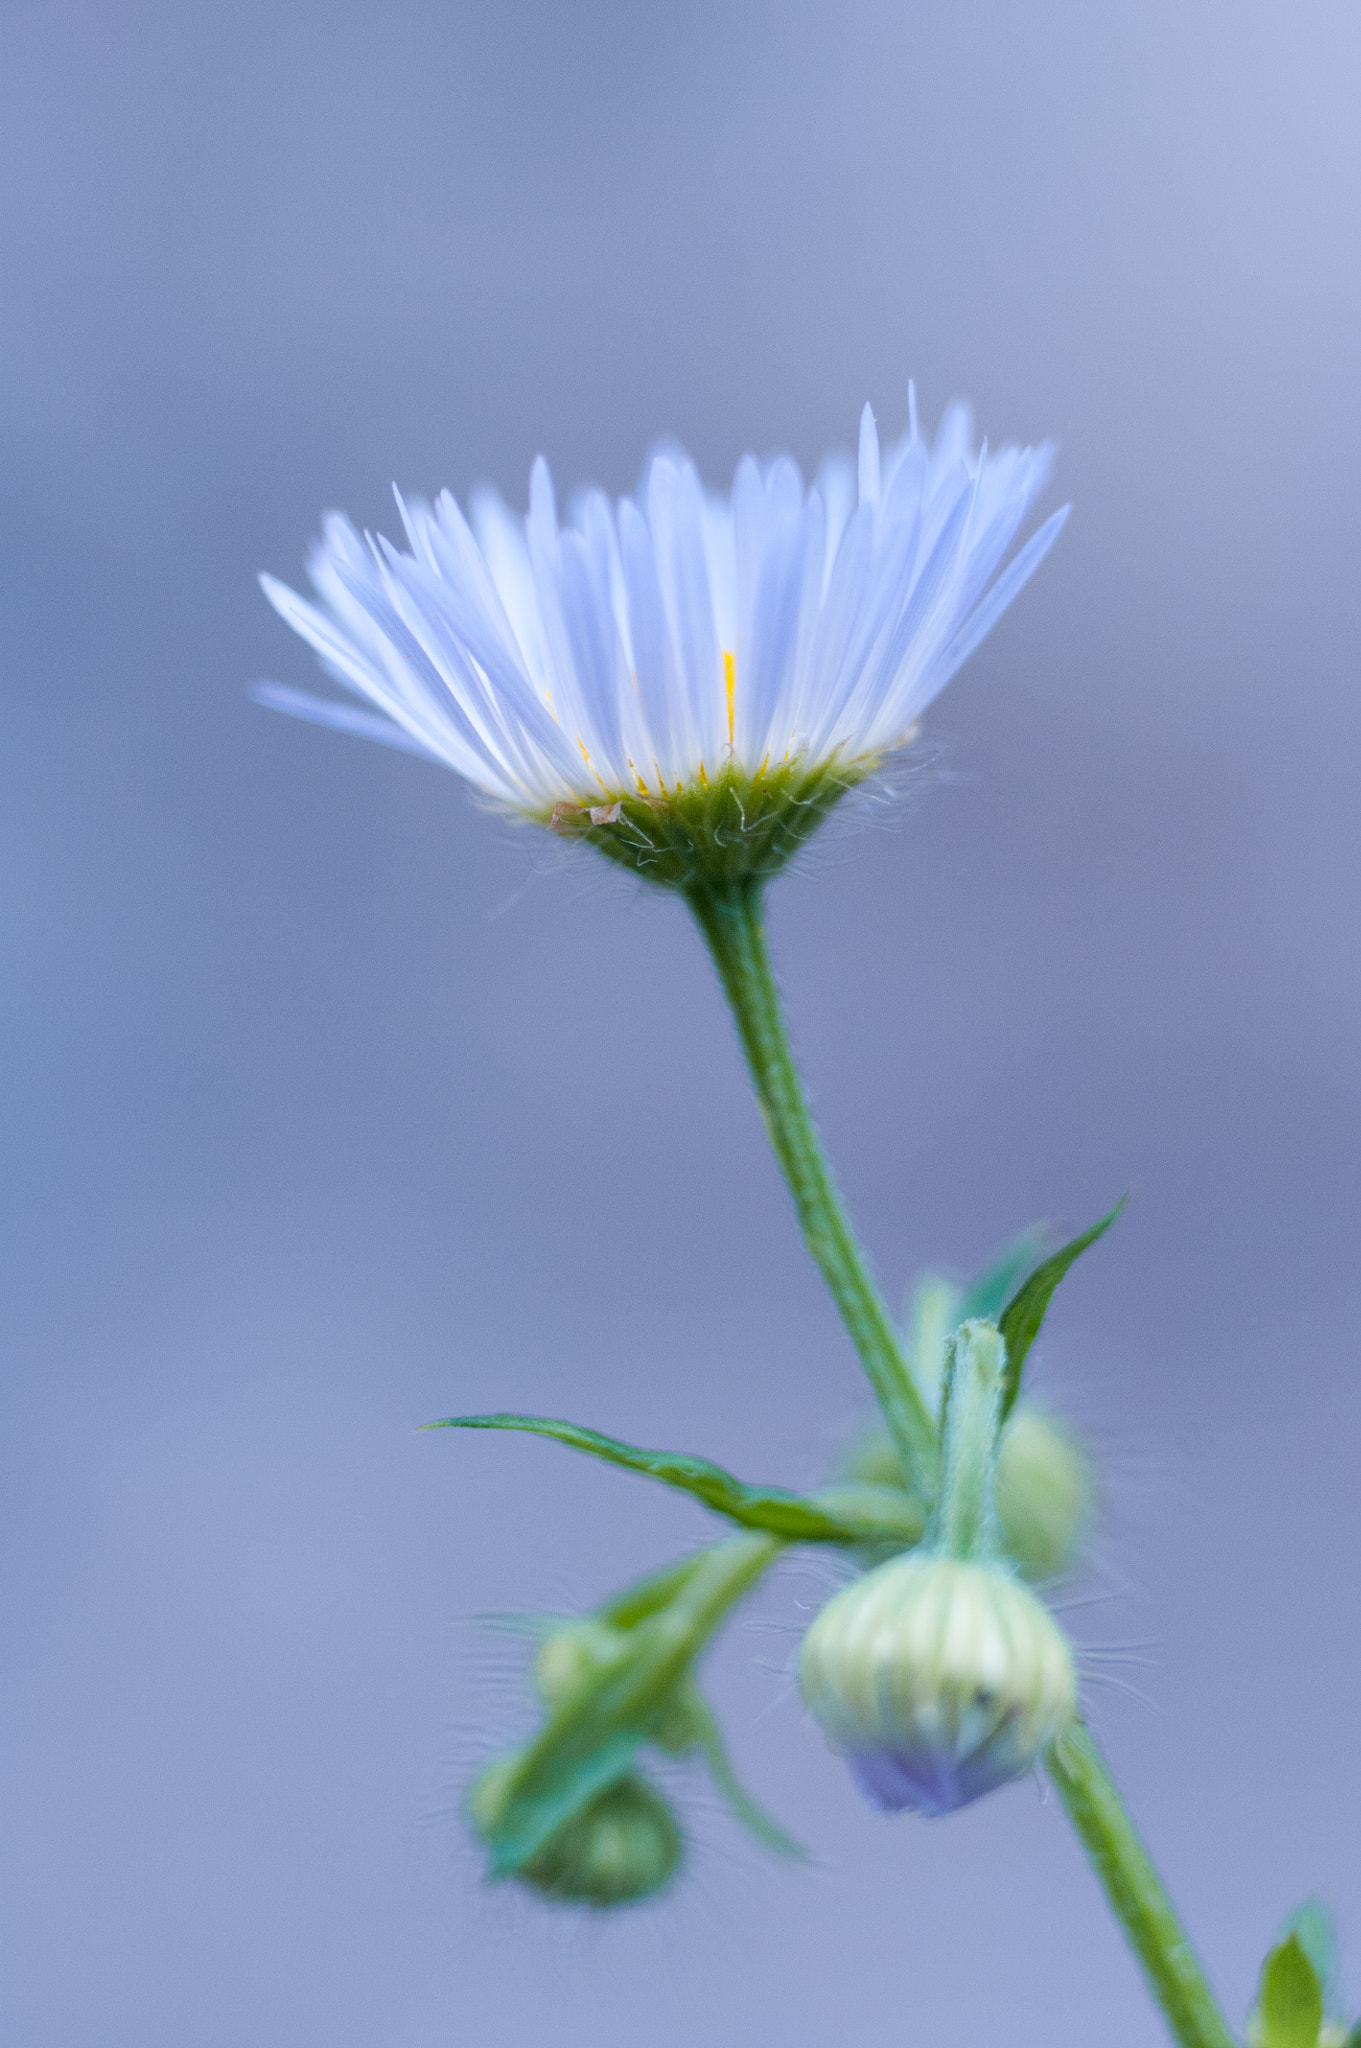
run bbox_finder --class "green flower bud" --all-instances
[532,1620,627,1706]
[843,1427,912,1492]
[800,1553,1076,1815]
[995,1408,1094,1581]
[514,1775,683,1909]
[532,1619,707,1755]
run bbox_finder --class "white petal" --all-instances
[647,456,723,767]
[858,403,881,509]
[933,504,1071,688]
[618,496,681,786]
[258,394,1067,811]
[251,683,449,763]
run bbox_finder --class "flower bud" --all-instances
[515,1775,683,1908]
[532,1620,626,1706]
[995,1408,1093,1581]
[532,1620,706,1754]
[799,1554,1076,1815]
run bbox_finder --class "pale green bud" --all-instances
[532,1620,627,1706]
[995,1408,1094,1581]
[844,1429,913,1492]
[532,1619,706,1754]
[800,1553,1076,1815]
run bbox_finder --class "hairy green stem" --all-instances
[1047,1722,1238,2048]
[685,877,934,1489]
[931,1320,1005,1561]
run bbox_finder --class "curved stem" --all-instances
[685,877,934,1490]
[1047,1722,1238,2048]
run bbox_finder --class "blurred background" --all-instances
[2,2,1359,2041]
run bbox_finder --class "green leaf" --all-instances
[486,1732,643,1879]
[1341,2022,1361,2048]
[1280,1901,1337,2004]
[958,1226,1050,1324]
[809,1481,926,1551]
[598,1554,710,1631]
[427,1411,914,1545]
[689,1694,809,1862]
[997,1199,1126,1422]
[1256,1934,1324,2048]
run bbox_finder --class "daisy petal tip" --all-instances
[857,403,881,507]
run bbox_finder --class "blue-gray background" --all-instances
[2,3,1358,2042]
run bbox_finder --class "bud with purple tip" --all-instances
[800,1319,1077,1815]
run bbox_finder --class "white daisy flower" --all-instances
[258,394,1067,889]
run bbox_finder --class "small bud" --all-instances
[532,1619,627,1706]
[995,1408,1094,1581]
[846,1402,1094,1581]
[844,1427,912,1492]
[532,1620,706,1754]
[800,1554,1076,1815]
[517,1776,683,1908]
[467,1754,519,1842]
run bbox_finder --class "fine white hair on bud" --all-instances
[799,1553,1076,1816]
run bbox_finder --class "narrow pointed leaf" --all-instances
[428,1411,913,1543]
[1256,1934,1324,2048]
[598,1554,710,1631]
[690,1695,809,1862]
[997,1199,1126,1421]
[958,1225,1049,1324]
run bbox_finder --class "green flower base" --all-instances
[534,754,873,890]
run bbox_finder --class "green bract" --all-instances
[536,756,872,892]
[1252,1934,1326,2048]
[1249,1906,1361,2048]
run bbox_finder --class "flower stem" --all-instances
[685,877,935,1490]
[1046,1721,1238,2048]
[931,1319,1004,1561]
